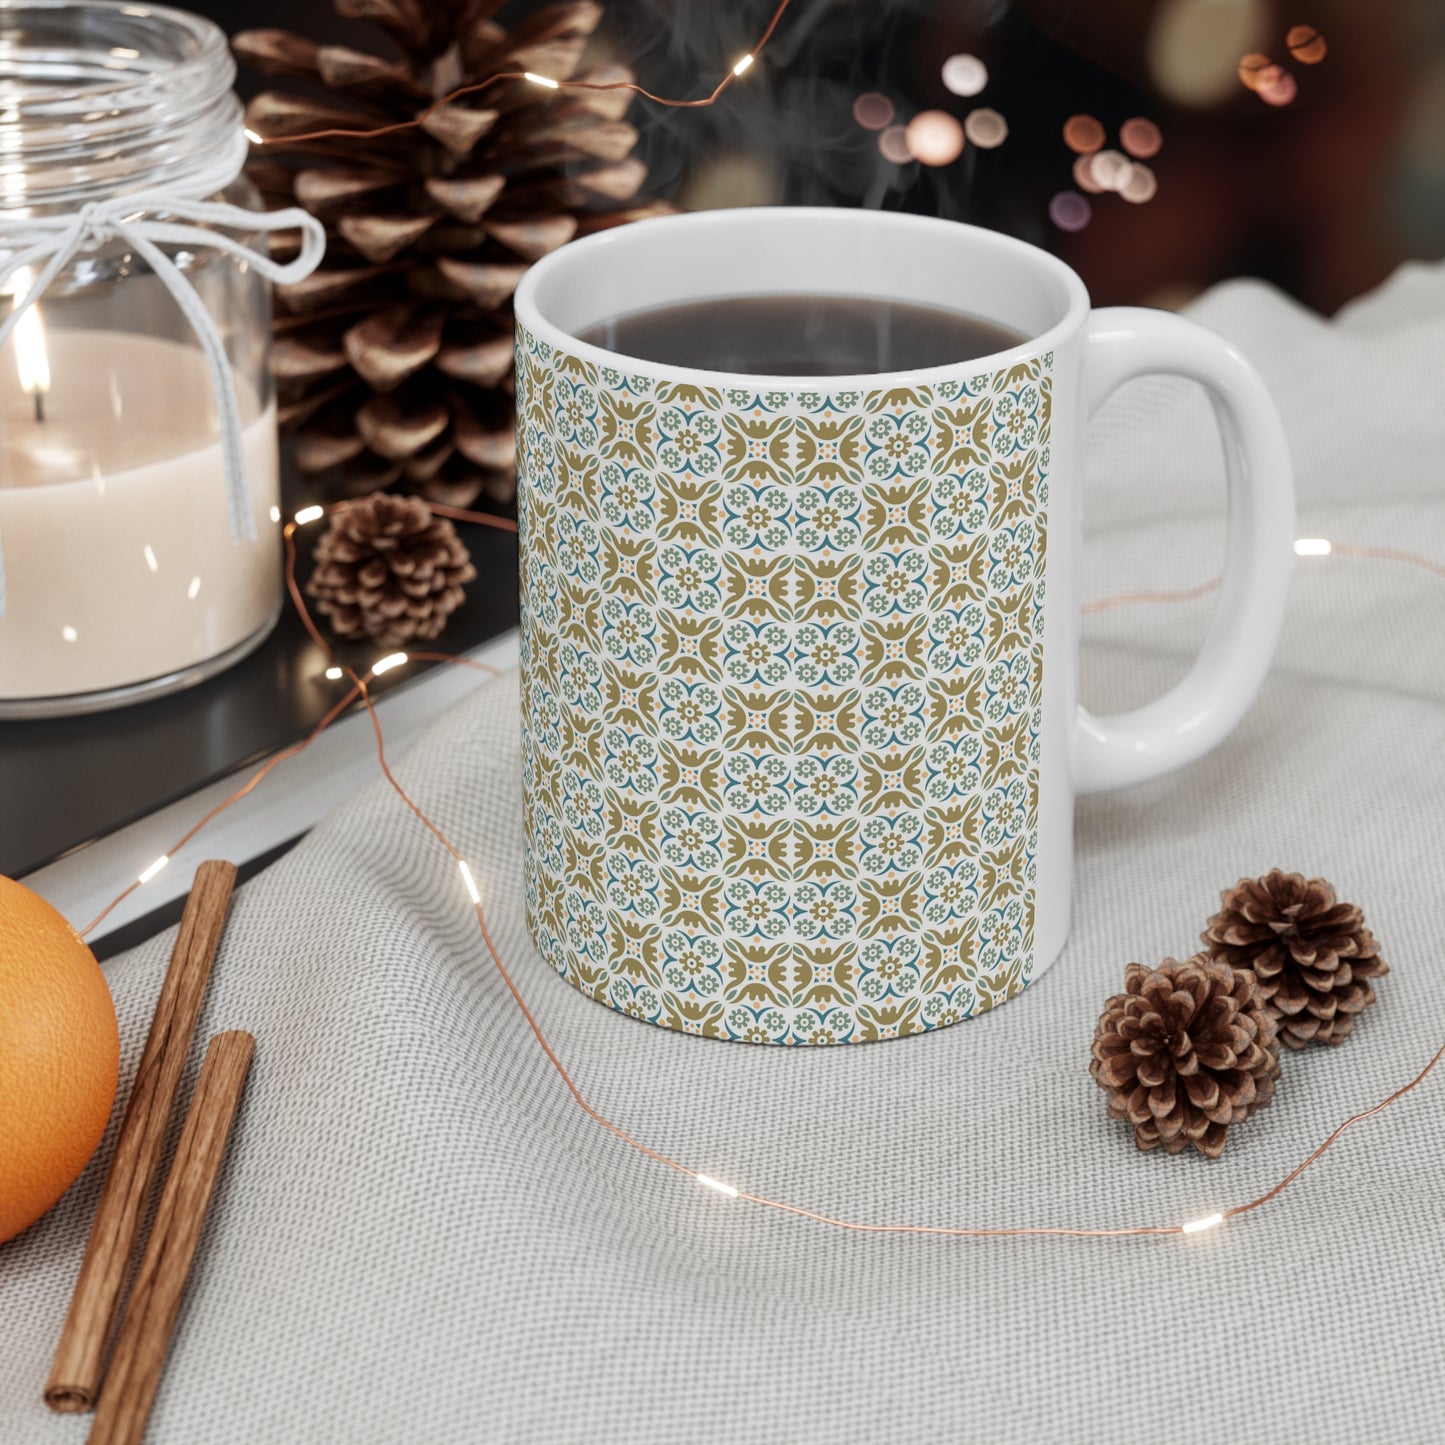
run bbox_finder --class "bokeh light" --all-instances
[1119,118,1162,159]
[963,107,1008,149]
[1286,24,1327,64]
[941,53,988,97]
[1088,148,1131,192]
[1072,153,1104,194]
[1149,0,1269,107]
[852,92,895,131]
[1258,67,1298,106]
[1049,191,1092,232]
[878,125,913,163]
[905,109,965,166]
[1237,52,1272,91]
[1062,114,1106,154]
[1249,61,1285,94]
[1119,163,1159,204]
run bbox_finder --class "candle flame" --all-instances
[7,267,51,409]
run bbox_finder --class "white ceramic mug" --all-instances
[514,208,1293,1044]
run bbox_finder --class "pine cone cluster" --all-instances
[1091,956,1281,1159]
[307,492,476,646]
[236,1,668,508]
[1202,869,1388,1049]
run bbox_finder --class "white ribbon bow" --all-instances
[0,194,326,616]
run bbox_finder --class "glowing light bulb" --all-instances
[1119,163,1158,204]
[138,854,170,885]
[852,92,894,130]
[372,651,408,676]
[1048,191,1092,233]
[524,71,559,89]
[1088,149,1131,192]
[324,665,343,680]
[1119,117,1163,159]
[1286,24,1327,64]
[269,505,282,524]
[696,1174,739,1198]
[459,859,482,904]
[963,107,1008,149]
[1062,114,1106,155]
[878,125,912,164]
[732,53,754,76]
[243,127,264,145]
[941,53,988,97]
[1294,537,1332,556]
[904,109,965,166]
[1181,1212,1224,1235]
[1257,67,1297,107]
[294,505,325,525]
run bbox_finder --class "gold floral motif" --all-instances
[518,330,1052,1043]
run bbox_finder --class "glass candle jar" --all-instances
[0,1,291,716]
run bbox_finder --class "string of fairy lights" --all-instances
[77,498,1445,1245]
[240,0,1329,242]
[78,5,1440,1243]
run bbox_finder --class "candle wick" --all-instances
[33,390,45,423]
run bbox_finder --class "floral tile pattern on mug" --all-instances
[517,330,1051,1044]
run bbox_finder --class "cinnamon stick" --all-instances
[46,860,238,1413]
[88,1032,255,1445]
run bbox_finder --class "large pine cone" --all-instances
[1091,956,1281,1159]
[1202,869,1388,1049]
[307,492,477,646]
[235,0,668,508]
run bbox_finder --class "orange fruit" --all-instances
[0,876,119,1245]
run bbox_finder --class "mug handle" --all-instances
[1074,307,1295,794]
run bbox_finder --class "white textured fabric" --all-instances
[3,265,1444,1444]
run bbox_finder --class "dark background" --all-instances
[205,0,1445,316]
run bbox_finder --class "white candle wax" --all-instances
[0,329,281,702]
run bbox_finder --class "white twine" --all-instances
[0,135,326,617]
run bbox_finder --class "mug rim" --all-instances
[515,206,1091,390]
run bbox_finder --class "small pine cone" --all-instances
[1202,870,1388,1049]
[307,492,476,647]
[1091,956,1281,1159]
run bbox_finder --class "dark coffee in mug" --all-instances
[576,293,1025,375]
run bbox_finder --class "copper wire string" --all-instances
[81,509,1445,1240]
[1223,1036,1445,1221]
[1081,543,1445,617]
[76,680,364,938]
[1331,542,1445,579]
[1082,578,1221,615]
[253,0,795,147]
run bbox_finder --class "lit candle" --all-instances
[0,329,280,707]
[7,268,49,422]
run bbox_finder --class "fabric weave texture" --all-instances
[1,262,1442,1443]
